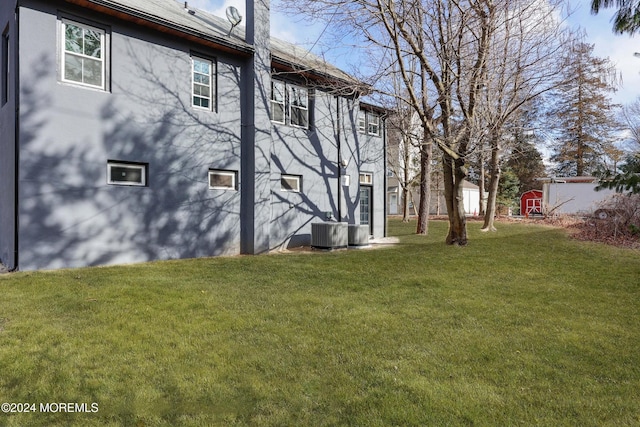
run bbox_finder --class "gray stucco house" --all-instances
[0,0,386,271]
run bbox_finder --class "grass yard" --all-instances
[0,219,639,426]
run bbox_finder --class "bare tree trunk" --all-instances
[478,150,486,216]
[482,136,501,231]
[443,154,468,245]
[402,185,410,222]
[416,140,432,234]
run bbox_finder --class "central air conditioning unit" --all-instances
[348,225,370,247]
[311,222,348,250]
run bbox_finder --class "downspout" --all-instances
[12,2,19,270]
[382,114,387,237]
[336,95,341,222]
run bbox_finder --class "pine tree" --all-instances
[549,42,620,177]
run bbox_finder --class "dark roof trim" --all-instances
[64,0,254,57]
[271,59,363,93]
[359,101,388,116]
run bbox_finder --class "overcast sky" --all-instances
[185,0,639,105]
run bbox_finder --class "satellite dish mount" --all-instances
[226,6,242,37]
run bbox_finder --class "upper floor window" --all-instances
[271,80,285,124]
[357,111,366,133]
[271,79,310,129]
[192,56,215,110]
[289,85,308,128]
[367,113,380,136]
[359,110,381,137]
[61,20,105,89]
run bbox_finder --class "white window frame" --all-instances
[192,56,214,110]
[359,172,373,185]
[357,111,366,134]
[367,113,380,136]
[281,174,301,192]
[61,19,106,90]
[358,110,381,137]
[288,84,309,128]
[270,80,286,124]
[271,79,310,129]
[107,161,147,187]
[208,169,237,190]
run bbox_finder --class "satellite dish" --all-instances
[226,6,242,36]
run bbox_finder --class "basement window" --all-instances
[107,161,147,186]
[208,169,237,190]
[281,174,301,192]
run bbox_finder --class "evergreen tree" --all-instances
[497,168,521,213]
[591,0,640,35]
[548,42,620,176]
[506,137,547,193]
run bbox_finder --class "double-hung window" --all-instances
[61,19,105,89]
[289,84,308,128]
[367,113,380,136]
[192,56,214,110]
[358,110,381,137]
[271,80,285,124]
[271,79,309,129]
[357,111,366,133]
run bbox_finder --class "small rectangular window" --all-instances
[281,174,301,192]
[61,19,105,89]
[2,27,8,105]
[208,169,237,190]
[367,113,380,136]
[359,172,373,185]
[289,84,308,128]
[107,161,147,186]
[192,56,214,110]
[271,80,285,124]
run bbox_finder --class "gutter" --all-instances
[382,113,387,238]
[64,0,253,57]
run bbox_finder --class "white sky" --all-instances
[184,0,639,106]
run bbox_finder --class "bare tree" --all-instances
[469,0,571,231]
[277,0,574,242]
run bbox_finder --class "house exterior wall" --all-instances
[6,0,386,270]
[0,0,18,269]
[17,0,243,270]
[269,91,339,249]
[351,103,386,238]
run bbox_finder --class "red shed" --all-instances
[520,190,543,216]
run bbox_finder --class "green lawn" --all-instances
[0,220,639,426]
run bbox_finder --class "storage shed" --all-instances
[520,190,543,216]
